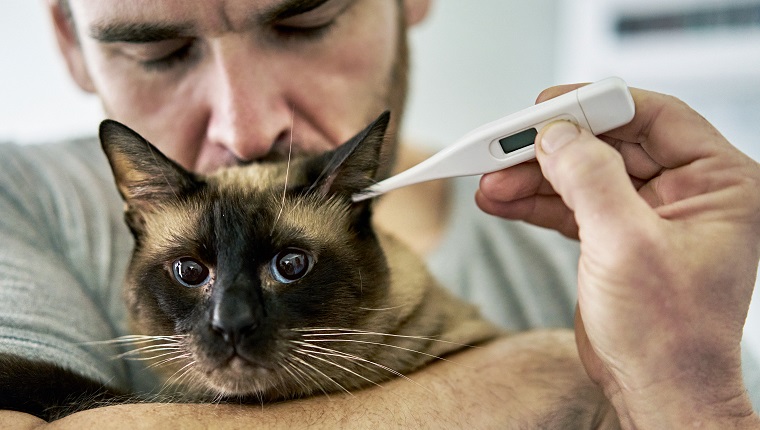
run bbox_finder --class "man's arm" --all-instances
[2,331,619,429]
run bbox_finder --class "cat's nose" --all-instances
[211,317,257,345]
[210,293,262,345]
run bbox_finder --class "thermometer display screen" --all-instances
[498,128,537,154]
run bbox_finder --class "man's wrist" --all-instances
[606,380,759,429]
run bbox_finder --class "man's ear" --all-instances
[403,0,432,27]
[48,0,95,93]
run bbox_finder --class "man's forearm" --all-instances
[3,331,617,429]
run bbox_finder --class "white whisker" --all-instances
[293,348,381,389]
[81,334,185,346]
[290,354,352,397]
[297,336,469,369]
[116,344,184,359]
[118,350,184,362]
[293,327,479,350]
[279,358,311,396]
[295,344,388,380]
[212,390,226,405]
[293,341,430,393]
[357,305,406,312]
[271,105,295,236]
[163,360,197,390]
[147,353,193,369]
[285,356,329,398]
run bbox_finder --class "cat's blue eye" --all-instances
[173,257,211,288]
[271,248,314,283]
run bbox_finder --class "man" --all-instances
[0,0,758,427]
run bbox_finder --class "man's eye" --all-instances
[273,21,335,40]
[272,0,353,41]
[139,42,198,72]
[115,38,199,73]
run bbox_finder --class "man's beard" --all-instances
[373,5,410,182]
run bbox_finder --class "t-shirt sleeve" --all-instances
[0,140,134,392]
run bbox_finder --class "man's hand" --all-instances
[477,86,760,428]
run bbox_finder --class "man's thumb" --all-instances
[535,121,652,240]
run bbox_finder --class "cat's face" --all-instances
[101,113,408,399]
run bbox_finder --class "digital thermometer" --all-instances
[352,76,636,202]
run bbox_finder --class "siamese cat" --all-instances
[99,112,499,401]
[98,112,619,428]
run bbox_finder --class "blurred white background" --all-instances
[1,1,759,353]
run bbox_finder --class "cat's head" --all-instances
[100,113,409,399]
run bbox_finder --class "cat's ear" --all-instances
[99,119,200,211]
[307,111,390,199]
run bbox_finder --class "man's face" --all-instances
[59,0,411,174]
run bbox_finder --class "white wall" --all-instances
[404,0,560,149]
[0,1,103,142]
[555,0,760,162]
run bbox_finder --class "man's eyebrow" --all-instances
[88,0,332,43]
[259,0,332,23]
[90,22,195,43]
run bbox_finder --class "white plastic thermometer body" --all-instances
[352,76,636,202]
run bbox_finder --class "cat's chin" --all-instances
[197,356,281,397]
[224,355,271,376]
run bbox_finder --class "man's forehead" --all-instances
[68,0,324,37]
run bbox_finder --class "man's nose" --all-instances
[205,42,292,162]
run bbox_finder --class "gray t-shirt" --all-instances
[427,176,580,330]
[0,138,155,393]
[1,138,759,407]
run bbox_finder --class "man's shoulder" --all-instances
[0,136,137,400]
[0,135,127,277]
[0,136,108,180]
[0,136,117,210]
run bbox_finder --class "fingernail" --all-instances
[540,121,580,154]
